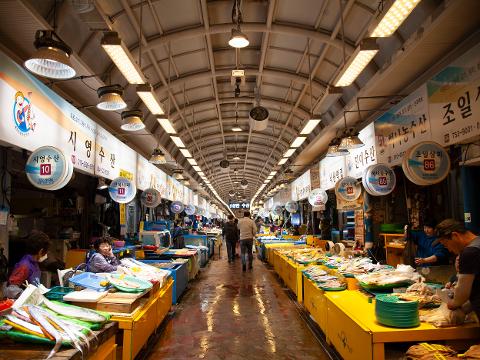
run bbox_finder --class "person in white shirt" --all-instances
[237,211,257,272]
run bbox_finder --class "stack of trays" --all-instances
[375,294,420,328]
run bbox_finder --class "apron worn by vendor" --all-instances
[459,236,480,319]
[4,254,41,298]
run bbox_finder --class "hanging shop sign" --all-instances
[170,201,184,214]
[193,194,199,207]
[428,43,480,146]
[273,186,291,206]
[185,205,196,216]
[335,176,362,202]
[109,176,136,204]
[374,85,431,166]
[308,188,328,207]
[137,155,166,193]
[140,188,161,208]
[272,205,283,216]
[285,201,299,214]
[95,126,136,182]
[229,202,250,209]
[265,197,274,210]
[362,164,396,196]
[0,50,96,175]
[319,156,346,190]
[402,141,450,186]
[346,122,377,179]
[292,170,311,201]
[25,146,71,190]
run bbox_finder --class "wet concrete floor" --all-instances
[147,246,331,359]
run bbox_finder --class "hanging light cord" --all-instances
[307,38,313,120]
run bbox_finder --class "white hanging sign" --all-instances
[109,177,137,204]
[428,43,480,146]
[374,85,431,166]
[141,188,161,208]
[291,170,311,201]
[345,122,377,179]
[319,156,346,190]
[335,176,362,202]
[362,164,396,196]
[25,146,69,190]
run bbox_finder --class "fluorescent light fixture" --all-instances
[101,32,145,85]
[370,0,422,37]
[25,30,76,79]
[300,119,321,135]
[180,149,192,158]
[264,180,270,184]
[198,171,205,176]
[291,136,307,148]
[192,166,202,172]
[157,117,176,134]
[232,155,241,161]
[284,148,296,158]
[228,28,249,48]
[232,126,243,132]
[334,39,379,87]
[269,171,277,176]
[136,84,164,115]
[278,158,288,165]
[171,136,186,148]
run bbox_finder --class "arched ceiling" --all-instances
[0,0,478,210]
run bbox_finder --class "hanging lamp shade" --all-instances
[326,137,350,157]
[24,30,76,79]
[228,190,236,197]
[173,170,184,180]
[182,179,190,186]
[339,128,364,150]
[149,147,166,164]
[240,179,248,189]
[121,110,145,131]
[97,84,127,111]
[228,28,249,48]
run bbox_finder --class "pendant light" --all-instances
[326,137,350,157]
[121,110,145,131]
[149,147,166,164]
[182,179,190,186]
[173,169,184,181]
[338,113,364,150]
[97,84,127,111]
[240,179,248,189]
[228,190,236,197]
[232,109,243,132]
[228,0,249,48]
[25,30,76,79]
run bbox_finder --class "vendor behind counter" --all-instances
[407,219,450,267]
[3,230,50,298]
[86,237,121,273]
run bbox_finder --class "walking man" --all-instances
[238,211,257,272]
[223,215,239,263]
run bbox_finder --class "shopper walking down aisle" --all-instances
[238,211,257,272]
[223,215,239,263]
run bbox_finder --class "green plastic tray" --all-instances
[109,274,153,293]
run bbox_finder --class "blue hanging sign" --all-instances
[109,176,137,203]
[335,176,362,202]
[362,164,396,196]
[25,146,68,190]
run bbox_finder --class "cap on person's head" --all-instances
[423,218,437,229]
[244,211,251,218]
[433,219,467,245]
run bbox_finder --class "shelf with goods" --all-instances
[380,233,406,267]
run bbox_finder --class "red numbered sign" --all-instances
[147,193,153,202]
[379,176,387,186]
[40,164,51,176]
[424,159,436,171]
[118,187,126,195]
[347,186,353,194]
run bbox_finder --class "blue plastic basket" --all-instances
[68,272,109,291]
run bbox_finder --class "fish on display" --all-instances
[27,305,64,359]
[42,297,107,323]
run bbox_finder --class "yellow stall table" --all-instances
[111,278,173,360]
[303,275,329,333]
[277,254,307,302]
[324,291,480,360]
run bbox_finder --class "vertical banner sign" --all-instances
[346,122,377,179]
[292,170,311,201]
[428,43,480,146]
[319,156,347,190]
[374,85,431,166]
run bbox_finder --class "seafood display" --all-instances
[120,258,170,286]
[303,265,346,291]
[395,282,442,308]
[0,293,109,359]
[355,265,422,290]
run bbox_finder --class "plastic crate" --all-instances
[45,286,74,301]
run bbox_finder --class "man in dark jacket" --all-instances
[223,215,239,263]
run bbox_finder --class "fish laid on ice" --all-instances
[42,297,106,323]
